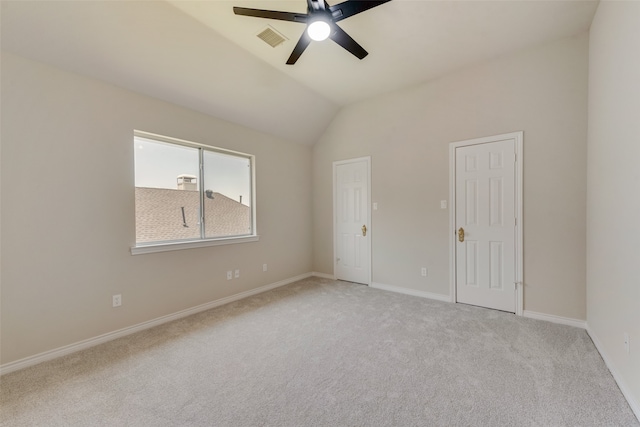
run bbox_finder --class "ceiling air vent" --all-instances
[256,25,287,48]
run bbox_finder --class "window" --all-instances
[132,131,257,254]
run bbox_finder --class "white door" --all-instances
[455,137,519,312]
[334,158,370,285]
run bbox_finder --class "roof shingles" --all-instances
[135,188,250,244]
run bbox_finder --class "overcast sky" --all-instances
[134,137,251,206]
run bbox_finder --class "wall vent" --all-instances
[256,26,287,48]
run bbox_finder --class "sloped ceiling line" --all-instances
[1,0,598,146]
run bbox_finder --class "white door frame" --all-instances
[448,132,523,315]
[333,156,372,285]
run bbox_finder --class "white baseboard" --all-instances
[0,273,312,376]
[522,310,586,329]
[311,272,336,280]
[370,282,451,302]
[586,325,640,422]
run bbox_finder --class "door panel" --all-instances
[465,240,478,286]
[335,159,370,284]
[456,139,516,312]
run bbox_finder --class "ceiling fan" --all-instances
[233,0,392,64]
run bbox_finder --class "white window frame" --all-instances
[131,130,258,255]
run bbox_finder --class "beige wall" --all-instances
[587,1,640,413]
[0,52,313,364]
[313,33,588,320]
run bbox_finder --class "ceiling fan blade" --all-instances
[233,7,307,23]
[307,0,326,12]
[328,0,392,23]
[329,24,368,60]
[286,32,312,65]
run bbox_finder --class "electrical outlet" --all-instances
[235,269,240,278]
[624,332,630,354]
[227,271,232,280]
[421,267,428,277]
[112,294,122,307]
[263,263,268,272]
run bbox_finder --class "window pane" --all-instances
[134,137,201,243]
[202,150,252,238]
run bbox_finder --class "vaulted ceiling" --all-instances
[1,1,598,145]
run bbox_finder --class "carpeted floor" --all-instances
[1,277,638,426]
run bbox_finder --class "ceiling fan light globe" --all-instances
[307,20,331,41]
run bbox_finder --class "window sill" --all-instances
[131,235,259,255]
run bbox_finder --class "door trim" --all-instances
[448,132,523,315]
[333,156,372,285]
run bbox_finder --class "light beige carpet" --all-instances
[1,277,638,426]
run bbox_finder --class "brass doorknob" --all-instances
[362,225,367,236]
[458,227,465,242]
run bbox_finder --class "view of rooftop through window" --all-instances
[134,135,254,245]
[134,137,251,206]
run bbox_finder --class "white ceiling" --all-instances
[1,0,598,145]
